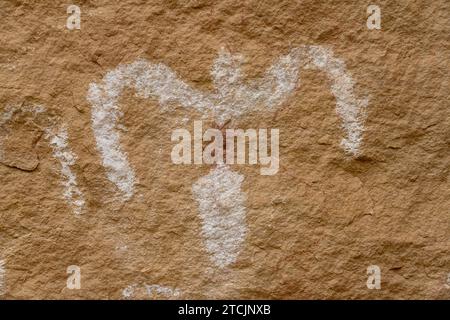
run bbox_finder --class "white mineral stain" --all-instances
[145,284,181,297]
[122,283,181,299]
[45,125,85,215]
[0,259,5,296]
[0,105,85,215]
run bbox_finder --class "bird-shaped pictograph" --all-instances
[86,45,369,268]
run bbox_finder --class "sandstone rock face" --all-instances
[0,0,449,299]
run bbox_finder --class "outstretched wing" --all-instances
[87,60,214,200]
[210,47,368,155]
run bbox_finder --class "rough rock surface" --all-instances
[0,0,449,299]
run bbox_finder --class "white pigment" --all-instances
[192,165,247,268]
[88,46,368,199]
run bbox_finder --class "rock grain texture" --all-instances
[0,0,449,299]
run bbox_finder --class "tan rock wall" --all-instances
[0,0,448,299]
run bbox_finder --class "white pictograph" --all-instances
[0,46,371,273]
[88,46,368,200]
[0,105,85,215]
[88,46,368,268]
